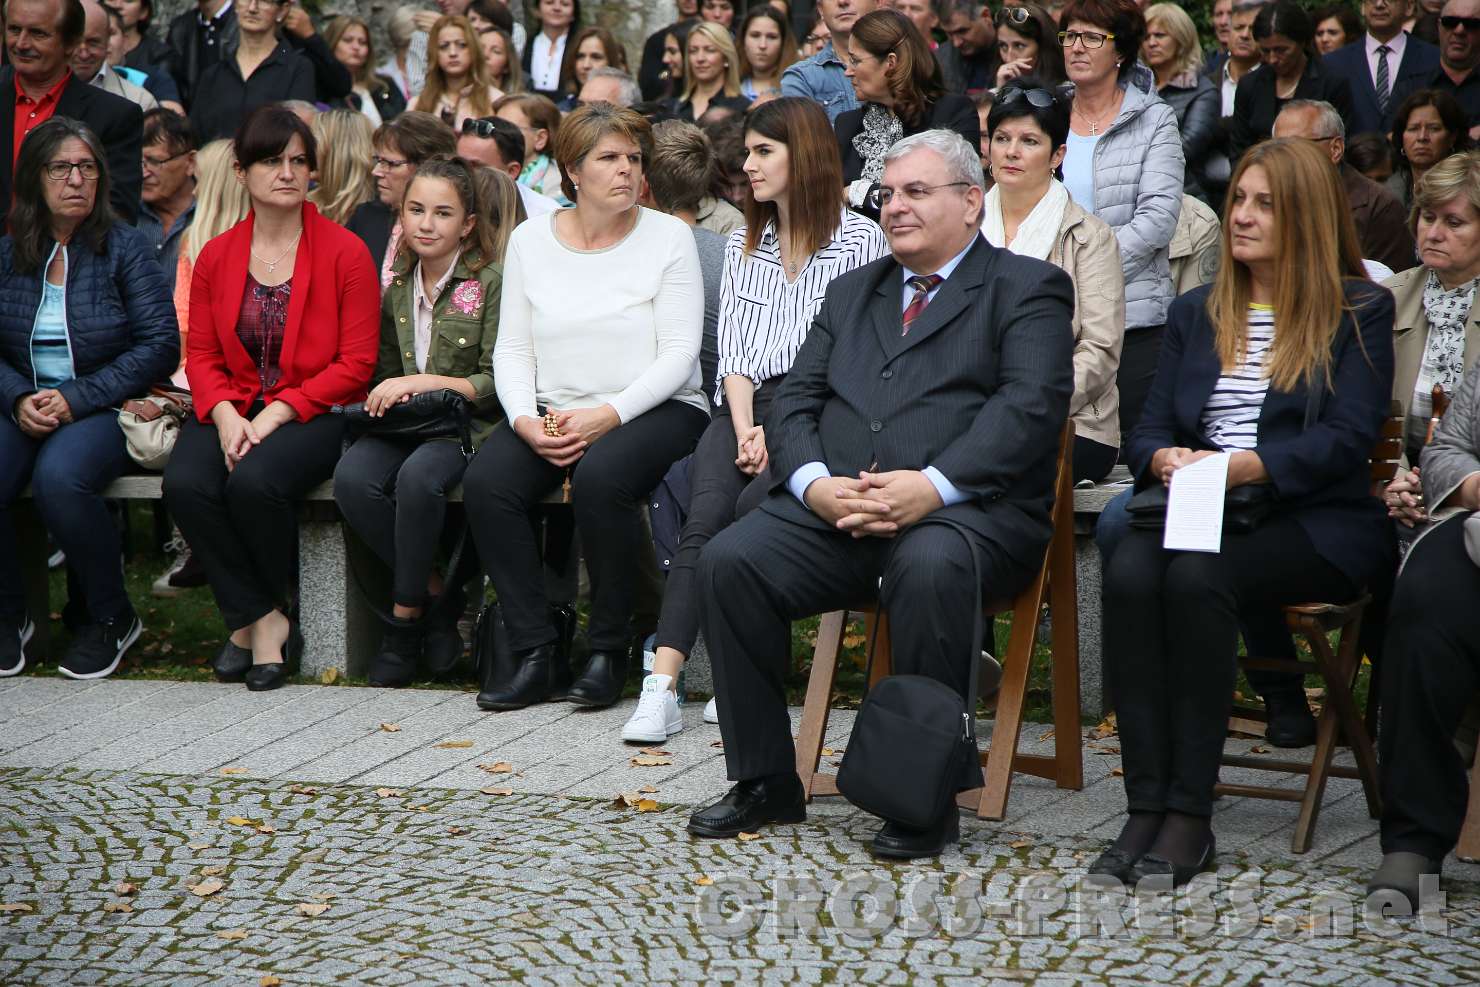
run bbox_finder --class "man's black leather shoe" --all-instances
[478,644,560,711]
[1263,690,1317,748]
[870,810,961,860]
[565,649,627,707]
[688,775,806,837]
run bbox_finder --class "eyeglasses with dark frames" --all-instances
[1440,15,1480,31]
[44,160,100,182]
[1058,29,1115,49]
[141,149,190,171]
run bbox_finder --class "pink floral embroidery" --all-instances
[450,279,482,315]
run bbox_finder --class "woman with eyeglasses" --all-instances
[1057,0,1182,443]
[835,9,979,215]
[1142,4,1218,204]
[982,80,1123,483]
[345,112,458,284]
[994,3,1067,91]
[0,118,178,681]
[163,106,380,692]
[188,0,317,142]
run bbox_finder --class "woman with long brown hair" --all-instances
[619,97,888,743]
[326,14,406,127]
[555,26,628,110]
[1094,138,1397,887]
[414,15,504,130]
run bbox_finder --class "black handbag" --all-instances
[333,388,475,459]
[835,520,984,831]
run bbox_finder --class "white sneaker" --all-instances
[621,674,684,743]
[703,696,719,724]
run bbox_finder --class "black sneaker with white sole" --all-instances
[59,613,142,680]
[0,616,33,677]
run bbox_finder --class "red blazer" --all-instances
[186,202,379,422]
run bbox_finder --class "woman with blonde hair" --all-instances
[415,15,504,130]
[309,110,376,226]
[1142,3,1218,202]
[670,21,750,122]
[172,139,251,373]
[469,165,528,265]
[327,15,407,128]
[1095,138,1397,887]
[380,6,420,102]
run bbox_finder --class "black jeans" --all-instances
[1105,515,1357,817]
[653,385,779,656]
[1379,515,1480,860]
[163,409,345,631]
[0,411,133,625]
[1116,325,1164,444]
[1073,435,1119,485]
[464,400,708,654]
[333,436,469,608]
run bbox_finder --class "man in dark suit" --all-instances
[1,0,143,226]
[1323,0,1442,136]
[686,130,1075,860]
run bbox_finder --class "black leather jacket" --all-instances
[1159,74,1220,203]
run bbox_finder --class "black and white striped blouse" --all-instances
[713,208,889,403]
[1199,305,1275,451]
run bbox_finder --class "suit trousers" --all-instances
[1378,515,1480,860]
[1116,325,1164,443]
[464,401,708,654]
[699,503,1034,785]
[163,409,345,631]
[1106,516,1356,817]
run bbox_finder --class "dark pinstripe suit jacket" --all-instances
[763,233,1076,570]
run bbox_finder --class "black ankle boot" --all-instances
[566,649,628,708]
[422,589,467,679]
[478,643,560,711]
[368,617,424,688]
[546,605,577,701]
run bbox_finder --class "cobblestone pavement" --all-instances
[1,679,1477,985]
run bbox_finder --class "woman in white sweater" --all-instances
[465,104,710,712]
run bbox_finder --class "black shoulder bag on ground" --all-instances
[835,520,984,831]
[332,388,475,460]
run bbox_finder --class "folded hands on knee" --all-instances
[804,470,944,538]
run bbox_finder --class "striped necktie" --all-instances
[902,274,943,335]
[1375,45,1392,117]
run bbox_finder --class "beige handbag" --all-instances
[117,389,191,470]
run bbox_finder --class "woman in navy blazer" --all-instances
[1092,139,1397,887]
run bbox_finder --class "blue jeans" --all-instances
[1094,487,1135,563]
[0,410,132,624]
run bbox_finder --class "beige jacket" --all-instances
[1385,265,1480,465]
[1048,198,1125,449]
[1168,194,1221,296]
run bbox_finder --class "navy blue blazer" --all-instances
[1322,36,1440,137]
[1126,281,1398,585]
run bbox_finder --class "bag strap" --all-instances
[860,516,985,741]
[346,516,474,626]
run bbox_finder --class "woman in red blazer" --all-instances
[163,106,379,692]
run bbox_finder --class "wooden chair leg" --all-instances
[974,593,1042,820]
[795,610,846,800]
[1324,617,1382,819]
[1457,752,1480,863]
[866,609,892,685]
[1047,491,1083,791]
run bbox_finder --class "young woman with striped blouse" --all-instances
[621,97,889,744]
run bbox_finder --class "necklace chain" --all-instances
[250,227,303,274]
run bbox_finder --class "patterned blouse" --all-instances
[237,275,292,398]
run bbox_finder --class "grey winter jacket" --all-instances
[1072,80,1184,331]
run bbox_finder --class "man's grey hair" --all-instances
[939,0,985,18]
[1280,99,1346,140]
[1231,0,1267,12]
[281,99,319,121]
[584,68,641,108]
[884,129,985,191]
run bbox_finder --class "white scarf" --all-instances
[981,179,1069,261]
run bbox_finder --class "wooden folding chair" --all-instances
[1216,401,1405,854]
[794,420,1083,821]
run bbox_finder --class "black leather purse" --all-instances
[333,388,475,459]
[835,520,983,830]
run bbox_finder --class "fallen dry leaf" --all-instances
[736,832,761,842]
[1087,715,1118,740]
[296,902,330,917]
[635,799,660,813]
[187,878,225,897]
[709,740,724,749]
[821,748,835,757]
[447,826,469,836]
[407,804,430,812]
[255,824,277,835]
[286,785,319,795]
[1111,767,1125,777]
[114,882,138,896]
[639,747,672,756]
[374,788,402,798]
[694,876,714,887]
[199,866,226,877]
[187,842,213,851]
[220,767,247,776]
[480,786,514,796]
[478,761,515,774]
[0,903,32,914]
[321,667,340,684]
[1039,729,1056,742]
[629,754,672,767]
[638,785,657,794]
[102,901,133,914]
[217,928,248,941]
[1009,839,1032,850]
[379,723,402,733]
[260,977,283,987]
[1250,746,1269,754]
[224,816,254,827]
[309,892,335,901]
[433,739,473,749]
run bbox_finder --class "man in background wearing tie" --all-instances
[686,130,1075,861]
[1323,0,1440,136]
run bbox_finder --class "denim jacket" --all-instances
[780,41,858,123]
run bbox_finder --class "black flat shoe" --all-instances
[1129,835,1216,888]
[1367,852,1443,910]
[369,617,424,688]
[566,649,628,708]
[1263,690,1317,748]
[245,624,302,693]
[546,605,577,701]
[688,774,806,838]
[477,644,561,711]
[212,640,252,682]
[1087,846,1141,883]
[870,811,961,860]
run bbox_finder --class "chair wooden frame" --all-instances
[1215,402,1405,854]
[794,420,1083,821]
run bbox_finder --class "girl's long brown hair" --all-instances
[741,97,844,258]
[848,8,942,127]
[395,155,498,273]
[415,16,499,120]
[1207,138,1368,392]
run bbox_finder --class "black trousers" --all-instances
[699,506,1034,785]
[464,401,708,653]
[1116,325,1164,444]
[653,385,779,656]
[1074,435,1119,485]
[333,436,469,608]
[163,410,345,631]
[1379,515,1480,860]
[1106,516,1356,816]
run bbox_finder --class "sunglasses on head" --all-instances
[461,118,501,139]
[996,86,1058,109]
[1441,14,1480,30]
[996,6,1033,26]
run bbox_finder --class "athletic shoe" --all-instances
[59,613,142,680]
[703,696,719,724]
[0,616,34,677]
[152,532,207,597]
[621,673,684,743]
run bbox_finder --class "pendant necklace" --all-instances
[251,228,303,274]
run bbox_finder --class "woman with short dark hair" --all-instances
[163,106,380,692]
[994,2,1067,90]
[0,118,179,680]
[1387,88,1474,208]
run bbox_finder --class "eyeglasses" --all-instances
[1441,15,1480,31]
[461,118,501,139]
[996,6,1032,27]
[44,160,100,182]
[142,149,190,171]
[1058,29,1115,49]
[867,182,971,209]
[996,86,1058,109]
[371,154,411,169]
